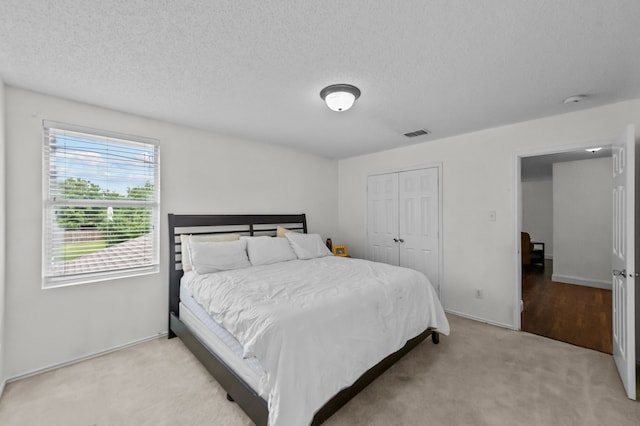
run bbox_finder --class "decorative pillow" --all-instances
[285,232,333,260]
[189,239,251,274]
[277,225,303,238]
[242,236,297,266]
[180,233,240,272]
[276,226,290,238]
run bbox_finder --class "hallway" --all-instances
[521,260,612,354]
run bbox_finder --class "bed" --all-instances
[168,213,449,425]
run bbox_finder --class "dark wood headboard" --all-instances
[167,213,307,330]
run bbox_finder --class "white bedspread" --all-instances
[184,256,449,426]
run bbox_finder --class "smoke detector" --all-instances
[563,94,587,105]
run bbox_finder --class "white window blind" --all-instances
[42,121,160,288]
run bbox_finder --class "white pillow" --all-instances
[243,236,297,266]
[285,232,333,260]
[180,233,240,272]
[190,239,251,274]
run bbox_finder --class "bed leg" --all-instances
[226,393,235,402]
[431,332,440,344]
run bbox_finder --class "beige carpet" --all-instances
[0,314,638,425]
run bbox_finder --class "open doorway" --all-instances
[517,145,613,353]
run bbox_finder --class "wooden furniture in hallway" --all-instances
[521,232,545,267]
[521,259,612,354]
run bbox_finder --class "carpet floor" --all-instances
[0,314,638,425]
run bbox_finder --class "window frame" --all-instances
[42,120,160,288]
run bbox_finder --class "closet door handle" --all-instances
[393,238,399,243]
[398,238,405,243]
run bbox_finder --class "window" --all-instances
[42,121,160,288]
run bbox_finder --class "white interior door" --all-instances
[398,168,440,292]
[612,124,636,400]
[367,173,399,265]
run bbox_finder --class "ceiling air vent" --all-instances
[403,128,431,138]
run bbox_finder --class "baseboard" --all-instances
[551,274,612,290]
[445,309,514,330]
[7,332,167,384]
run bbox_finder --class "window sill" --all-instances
[42,264,159,289]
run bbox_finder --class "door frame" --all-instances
[513,141,613,330]
[365,163,444,303]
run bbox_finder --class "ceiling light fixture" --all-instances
[563,94,587,105]
[320,84,361,112]
[585,147,602,153]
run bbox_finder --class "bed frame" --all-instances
[168,213,440,425]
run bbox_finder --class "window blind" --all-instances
[42,121,160,288]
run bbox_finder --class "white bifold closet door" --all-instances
[367,172,400,265]
[367,167,440,293]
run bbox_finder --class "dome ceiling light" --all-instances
[320,84,361,112]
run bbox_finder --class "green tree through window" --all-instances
[56,178,153,247]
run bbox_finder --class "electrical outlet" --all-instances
[475,288,483,299]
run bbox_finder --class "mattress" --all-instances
[179,281,267,398]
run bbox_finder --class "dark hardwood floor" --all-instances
[521,259,612,354]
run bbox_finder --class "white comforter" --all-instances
[184,256,449,426]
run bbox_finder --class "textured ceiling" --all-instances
[1,1,639,159]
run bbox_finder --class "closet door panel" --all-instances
[367,173,399,265]
[398,168,440,288]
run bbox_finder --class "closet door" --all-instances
[398,168,440,289]
[367,173,399,265]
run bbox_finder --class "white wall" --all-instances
[0,79,6,393]
[338,99,640,328]
[637,142,640,363]
[552,157,612,288]
[4,87,338,378]
[522,179,553,258]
